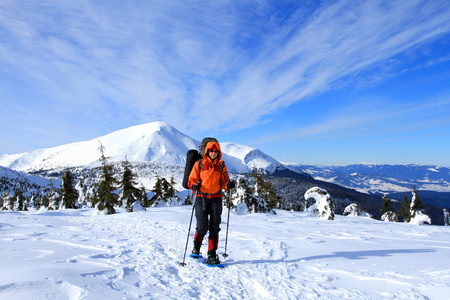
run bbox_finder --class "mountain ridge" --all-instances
[285,163,450,194]
[0,122,300,177]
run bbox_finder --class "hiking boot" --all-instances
[206,251,220,265]
[192,241,201,255]
[191,247,201,255]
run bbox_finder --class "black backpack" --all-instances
[182,137,223,189]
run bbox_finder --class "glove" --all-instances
[227,181,236,190]
[192,182,201,191]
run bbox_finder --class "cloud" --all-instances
[254,96,450,144]
[1,0,450,145]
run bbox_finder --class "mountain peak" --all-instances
[0,122,286,174]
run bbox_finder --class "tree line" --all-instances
[1,143,182,214]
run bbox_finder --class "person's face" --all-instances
[208,149,219,159]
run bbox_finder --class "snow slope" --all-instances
[1,207,449,299]
[0,122,287,174]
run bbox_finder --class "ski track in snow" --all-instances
[1,207,450,299]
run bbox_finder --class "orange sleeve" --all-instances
[221,163,230,191]
[188,161,200,190]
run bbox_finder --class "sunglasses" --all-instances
[209,150,219,153]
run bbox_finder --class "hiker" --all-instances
[188,140,235,265]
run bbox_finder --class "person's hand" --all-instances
[192,182,201,191]
[227,181,236,190]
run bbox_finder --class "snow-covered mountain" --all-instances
[285,163,450,194]
[0,122,287,175]
[0,166,56,196]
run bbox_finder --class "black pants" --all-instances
[194,196,223,236]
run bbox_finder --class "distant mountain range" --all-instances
[285,163,450,194]
[1,122,448,223]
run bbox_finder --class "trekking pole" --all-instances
[223,189,233,258]
[180,191,197,266]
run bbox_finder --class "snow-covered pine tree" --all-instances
[14,189,28,211]
[398,194,411,223]
[1,191,14,211]
[251,171,279,213]
[75,177,88,208]
[443,209,450,226]
[150,176,163,206]
[60,169,79,209]
[150,176,180,206]
[409,186,431,225]
[47,189,60,211]
[93,141,119,215]
[40,193,49,209]
[47,180,60,210]
[304,187,334,220]
[118,158,140,212]
[380,194,398,222]
[184,192,193,205]
[233,176,254,213]
[30,193,41,210]
[343,203,371,217]
[410,185,425,216]
[137,184,150,208]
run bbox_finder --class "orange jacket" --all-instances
[188,141,230,198]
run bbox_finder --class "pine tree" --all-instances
[410,185,425,218]
[60,169,79,209]
[380,194,398,222]
[398,193,411,223]
[242,171,280,213]
[75,177,88,207]
[47,180,60,210]
[118,158,140,212]
[235,177,255,213]
[137,184,150,207]
[380,195,394,214]
[31,194,41,210]
[150,176,180,206]
[409,185,431,225]
[1,191,14,211]
[184,192,193,205]
[14,189,28,211]
[41,194,49,209]
[93,141,119,214]
[443,209,450,226]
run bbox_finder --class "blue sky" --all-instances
[1,0,450,166]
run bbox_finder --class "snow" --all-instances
[0,122,285,175]
[1,207,450,299]
[2,207,450,299]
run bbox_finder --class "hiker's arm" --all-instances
[188,162,200,190]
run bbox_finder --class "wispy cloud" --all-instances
[254,96,450,144]
[1,0,450,149]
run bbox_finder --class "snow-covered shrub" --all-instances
[381,211,398,222]
[409,211,431,225]
[344,203,371,217]
[131,201,146,212]
[304,187,334,220]
[235,202,248,215]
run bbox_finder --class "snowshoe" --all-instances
[203,254,224,268]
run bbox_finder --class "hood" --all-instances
[204,141,222,160]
